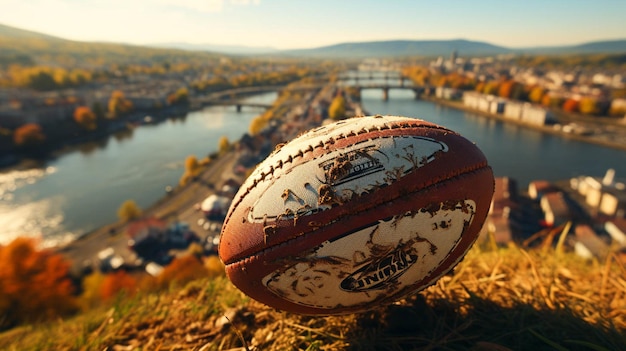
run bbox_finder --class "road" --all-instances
[57,149,242,274]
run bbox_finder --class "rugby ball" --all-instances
[219,115,494,315]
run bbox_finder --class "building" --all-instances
[599,190,626,217]
[605,218,626,246]
[503,101,524,120]
[528,180,557,200]
[573,224,609,260]
[540,192,571,227]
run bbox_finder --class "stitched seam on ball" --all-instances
[222,123,458,230]
[223,164,491,266]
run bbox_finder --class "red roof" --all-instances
[126,217,167,238]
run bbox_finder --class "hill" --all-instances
[3,23,625,61]
[0,23,219,67]
[151,42,279,55]
[0,243,624,350]
[282,39,512,58]
[517,39,626,55]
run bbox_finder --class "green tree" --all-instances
[328,94,346,120]
[117,200,142,223]
[28,71,58,91]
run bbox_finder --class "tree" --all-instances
[0,237,77,330]
[483,81,500,96]
[73,106,97,130]
[528,86,545,104]
[562,98,580,113]
[117,199,142,223]
[579,97,599,115]
[249,115,268,135]
[13,123,45,147]
[498,80,516,99]
[218,136,230,155]
[92,101,105,120]
[108,90,133,118]
[328,94,346,120]
[154,255,208,290]
[100,270,137,301]
[180,155,201,186]
[28,71,58,91]
[167,87,189,105]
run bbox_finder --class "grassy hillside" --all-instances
[0,23,219,67]
[1,241,624,351]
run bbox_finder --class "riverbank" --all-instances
[0,85,284,171]
[54,82,334,274]
[423,96,626,152]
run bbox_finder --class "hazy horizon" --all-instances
[0,0,625,50]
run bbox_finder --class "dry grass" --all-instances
[1,241,624,351]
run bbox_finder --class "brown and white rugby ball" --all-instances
[219,115,494,315]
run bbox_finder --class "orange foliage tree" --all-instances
[100,270,137,301]
[0,238,77,330]
[498,80,516,99]
[155,255,208,290]
[562,98,580,113]
[73,106,97,130]
[13,123,45,147]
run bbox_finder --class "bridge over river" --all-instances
[339,74,433,101]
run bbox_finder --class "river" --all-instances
[361,88,626,190]
[0,92,277,247]
[3,84,626,248]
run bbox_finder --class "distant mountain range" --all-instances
[1,23,625,58]
[150,42,279,55]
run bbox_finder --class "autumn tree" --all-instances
[498,80,517,99]
[73,106,97,130]
[13,123,45,147]
[249,115,269,135]
[154,255,208,290]
[117,199,142,223]
[528,86,545,104]
[100,270,137,301]
[579,96,599,115]
[562,98,580,113]
[167,87,190,105]
[483,81,500,96]
[542,94,563,108]
[108,90,133,118]
[180,155,201,186]
[0,238,77,330]
[218,136,230,155]
[328,94,346,120]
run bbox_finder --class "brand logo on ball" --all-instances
[318,145,384,185]
[340,244,419,292]
[261,199,477,310]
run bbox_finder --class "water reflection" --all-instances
[0,92,278,247]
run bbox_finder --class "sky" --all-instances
[0,0,625,50]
